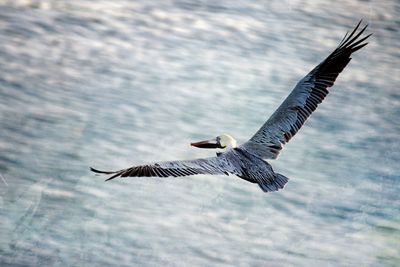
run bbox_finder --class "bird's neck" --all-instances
[226,138,237,149]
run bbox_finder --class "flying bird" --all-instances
[91,21,371,193]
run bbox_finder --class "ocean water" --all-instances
[0,0,399,266]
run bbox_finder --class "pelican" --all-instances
[91,21,371,193]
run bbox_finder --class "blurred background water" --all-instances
[0,0,399,266]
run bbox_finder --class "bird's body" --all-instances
[91,21,371,193]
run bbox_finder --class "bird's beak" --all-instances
[191,138,220,149]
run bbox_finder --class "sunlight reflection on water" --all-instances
[0,0,399,266]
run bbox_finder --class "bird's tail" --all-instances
[257,173,289,193]
[90,167,122,181]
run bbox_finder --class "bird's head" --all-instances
[191,134,237,150]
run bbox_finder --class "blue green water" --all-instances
[0,0,399,266]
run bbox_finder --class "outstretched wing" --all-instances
[90,149,289,193]
[91,156,230,181]
[240,21,371,159]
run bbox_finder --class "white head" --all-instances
[191,133,237,150]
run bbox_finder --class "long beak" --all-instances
[191,138,220,149]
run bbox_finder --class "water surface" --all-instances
[0,0,399,266]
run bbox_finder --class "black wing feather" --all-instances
[240,21,371,159]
